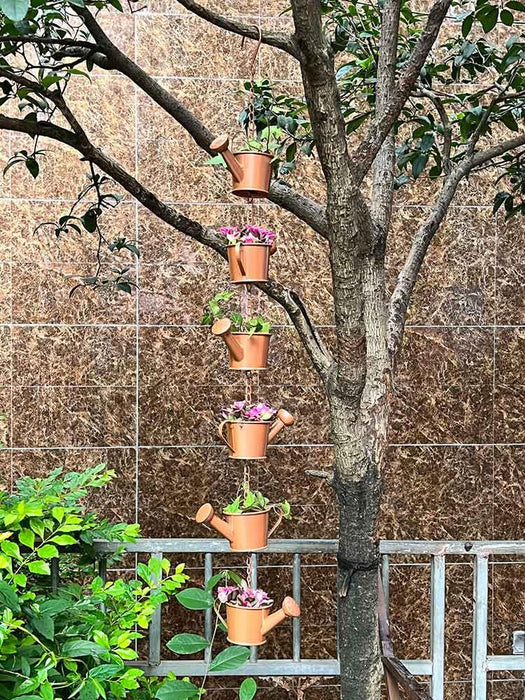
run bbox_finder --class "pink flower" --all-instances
[217,586,237,603]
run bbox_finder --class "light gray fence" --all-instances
[93,538,525,699]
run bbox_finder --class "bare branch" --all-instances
[290,0,353,195]
[0,112,334,378]
[174,0,301,59]
[70,6,328,236]
[471,133,525,169]
[0,35,100,49]
[351,0,452,182]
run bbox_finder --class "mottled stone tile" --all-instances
[389,562,431,660]
[446,683,472,699]
[390,328,494,444]
[11,447,136,523]
[0,201,12,260]
[136,16,250,78]
[0,131,11,200]
[381,446,493,541]
[496,214,525,325]
[137,447,247,537]
[494,448,525,540]
[9,200,137,264]
[446,563,474,681]
[488,680,525,699]
[496,328,525,388]
[0,326,11,387]
[0,263,11,323]
[0,450,10,491]
[11,262,136,324]
[0,390,10,448]
[12,326,136,387]
[262,384,330,444]
[490,562,525,657]
[10,136,89,201]
[92,12,135,74]
[259,17,301,81]
[494,386,525,444]
[138,262,230,325]
[388,206,496,326]
[11,387,135,448]
[299,563,337,658]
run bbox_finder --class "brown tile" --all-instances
[490,562,525,657]
[497,214,525,324]
[300,563,337,658]
[496,328,525,388]
[388,207,496,326]
[138,262,230,325]
[0,131,12,200]
[9,200,137,264]
[0,390,10,448]
[137,447,247,537]
[12,262,136,324]
[445,683,472,699]
[11,387,135,447]
[0,201,12,259]
[494,386,525,444]
[136,16,249,78]
[11,447,136,522]
[389,562,431,660]
[0,450,10,491]
[446,563,474,681]
[390,328,494,444]
[488,680,525,699]
[0,326,11,386]
[494,448,525,540]
[381,446,493,541]
[260,327,334,388]
[261,384,330,445]
[12,326,136,387]
[0,262,11,323]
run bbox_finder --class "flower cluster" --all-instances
[217,585,273,608]
[222,400,276,422]
[219,225,276,246]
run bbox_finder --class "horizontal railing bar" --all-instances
[94,539,525,557]
[93,539,339,554]
[487,655,525,671]
[403,660,433,676]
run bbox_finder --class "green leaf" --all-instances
[209,646,250,672]
[89,663,123,680]
[1,540,20,558]
[500,8,514,23]
[38,544,59,559]
[19,528,34,549]
[51,534,77,546]
[32,613,54,640]
[0,580,20,611]
[62,639,108,658]
[476,4,499,32]
[0,0,29,21]
[239,678,257,700]
[25,157,39,179]
[155,680,200,700]
[40,598,71,615]
[27,560,50,575]
[79,679,98,700]
[461,12,474,37]
[166,633,210,655]
[175,587,214,610]
[412,154,428,179]
[501,111,518,132]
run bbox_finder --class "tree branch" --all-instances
[0,112,333,378]
[69,6,328,237]
[471,133,525,170]
[0,35,100,49]
[174,0,301,59]
[350,0,452,182]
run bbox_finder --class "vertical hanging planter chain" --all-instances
[196,27,301,641]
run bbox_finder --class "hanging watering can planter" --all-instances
[219,225,277,284]
[195,489,291,552]
[210,134,272,199]
[218,401,295,460]
[215,586,300,647]
[212,318,270,371]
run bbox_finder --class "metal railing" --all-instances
[92,538,525,698]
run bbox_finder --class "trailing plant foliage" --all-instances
[221,400,276,422]
[223,487,291,521]
[201,290,272,335]
[0,465,257,700]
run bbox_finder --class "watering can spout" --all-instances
[195,504,234,543]
[268,408,295,443]
[210,134,244,182]
[261,597,301,636]
[212,318,244,362]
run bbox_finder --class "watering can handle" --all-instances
[218,421,234,452]
[234,241,246,276]
[268,508,284,538]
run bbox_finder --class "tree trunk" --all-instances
[330,393,385,699]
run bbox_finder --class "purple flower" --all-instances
[219,224,276,246]
[218,584,273,608]
[221,400,277,423]
[217,585,238,603]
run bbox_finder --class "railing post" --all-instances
[250,553,258,663]
[204,553,213,662]
[292,553,301,662]
[472,554,489,700]
[430,554,445,700]
[148,551,163,668]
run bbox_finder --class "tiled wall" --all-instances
[0,1,524,697]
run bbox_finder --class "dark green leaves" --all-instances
[209,646,250,672]
[62,640,108,658]
[175,588,214,610]
[239,678,258,700]
[0,580,20,611]
[155,680,200,700]
[166,633,210,654]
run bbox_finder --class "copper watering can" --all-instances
[211,318,270,370]
[217,597,301,646]
[218,409,295,460]
[210,134,272,199]
[226,240,277,284]
[195,503,283,551]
